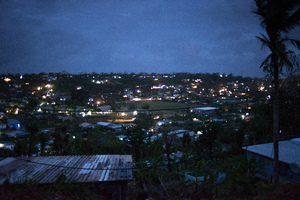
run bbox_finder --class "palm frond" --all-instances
[260,53,272,69]
[282,3,300,32]
[256,33,272,50]
[288,39,300,50]
[254,0,300,77]
[253,0,268,27]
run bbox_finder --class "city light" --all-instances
[45,84,52,88]
[4,78,11,82]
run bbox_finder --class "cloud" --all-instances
[0,0,277,77]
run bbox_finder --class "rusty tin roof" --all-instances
[0,155,132,184]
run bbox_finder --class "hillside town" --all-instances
[0,72,271,138]
[0,72,299,199]
[1,0,300,199]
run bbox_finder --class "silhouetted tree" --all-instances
[37,132,49,156]
[182,132,191,151]
[52,126,70,155]
[25,98,39,112]
[14,139,28,157]
[161,126,174,172]
[26,122,39,157]
[126,127,147,161]
[254,0,300,186]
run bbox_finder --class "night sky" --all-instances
[1,0,299,77]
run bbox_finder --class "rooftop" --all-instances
[0,155,132,184]
[193,107,218,110]
[243,138,300,166]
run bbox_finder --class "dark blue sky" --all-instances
[1,0,299,77]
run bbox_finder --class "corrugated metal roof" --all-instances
[243,139,300,166]
[0,155,132,184]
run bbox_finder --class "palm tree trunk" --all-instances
[41,144,45,156]
[28,136,33,157]
[273,61,280,187]
[166,143,172,172]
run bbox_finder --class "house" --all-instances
[168,130,195,138]
[190,107,218,116]
[6,119,20,129]
[108,124,123,131]
[5,130,23,138]
[0,112,5,119]
[122,123,136,129]
[0,155,133,200]
[97,105,112,112]
[243,138,300,184]
[57,115,72,121]
[149,135,158,142]
[156,119,172,126]
[15,132,30,138]
[79,122,95,129]
[117,135,128,141]
[97,121,112,127]
[0,141,15,150]
[177,131,195,138]
[168,129,189,136]
[0,123,7,130]
[184,172,226,185]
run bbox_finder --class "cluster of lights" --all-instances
[37,84,53,91]
[259,86,265,91]
[151,85,175,90]
[219,74,228,78]
[45,84,52,88]
[241,113,250,120]
[4,78,11,82]
[132,97,141,101]
[81,111,92,117]
[157,121,164,126]
[96,80,104,84]
[219,88,227,93]
[197,131,203,135]
[193,118,201,122]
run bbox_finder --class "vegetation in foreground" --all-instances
[1,177,300,200]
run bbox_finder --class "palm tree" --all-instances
[26,122,39,157]
[38,132,49,156]
[161,126,174,172]
[254,0,300,186]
